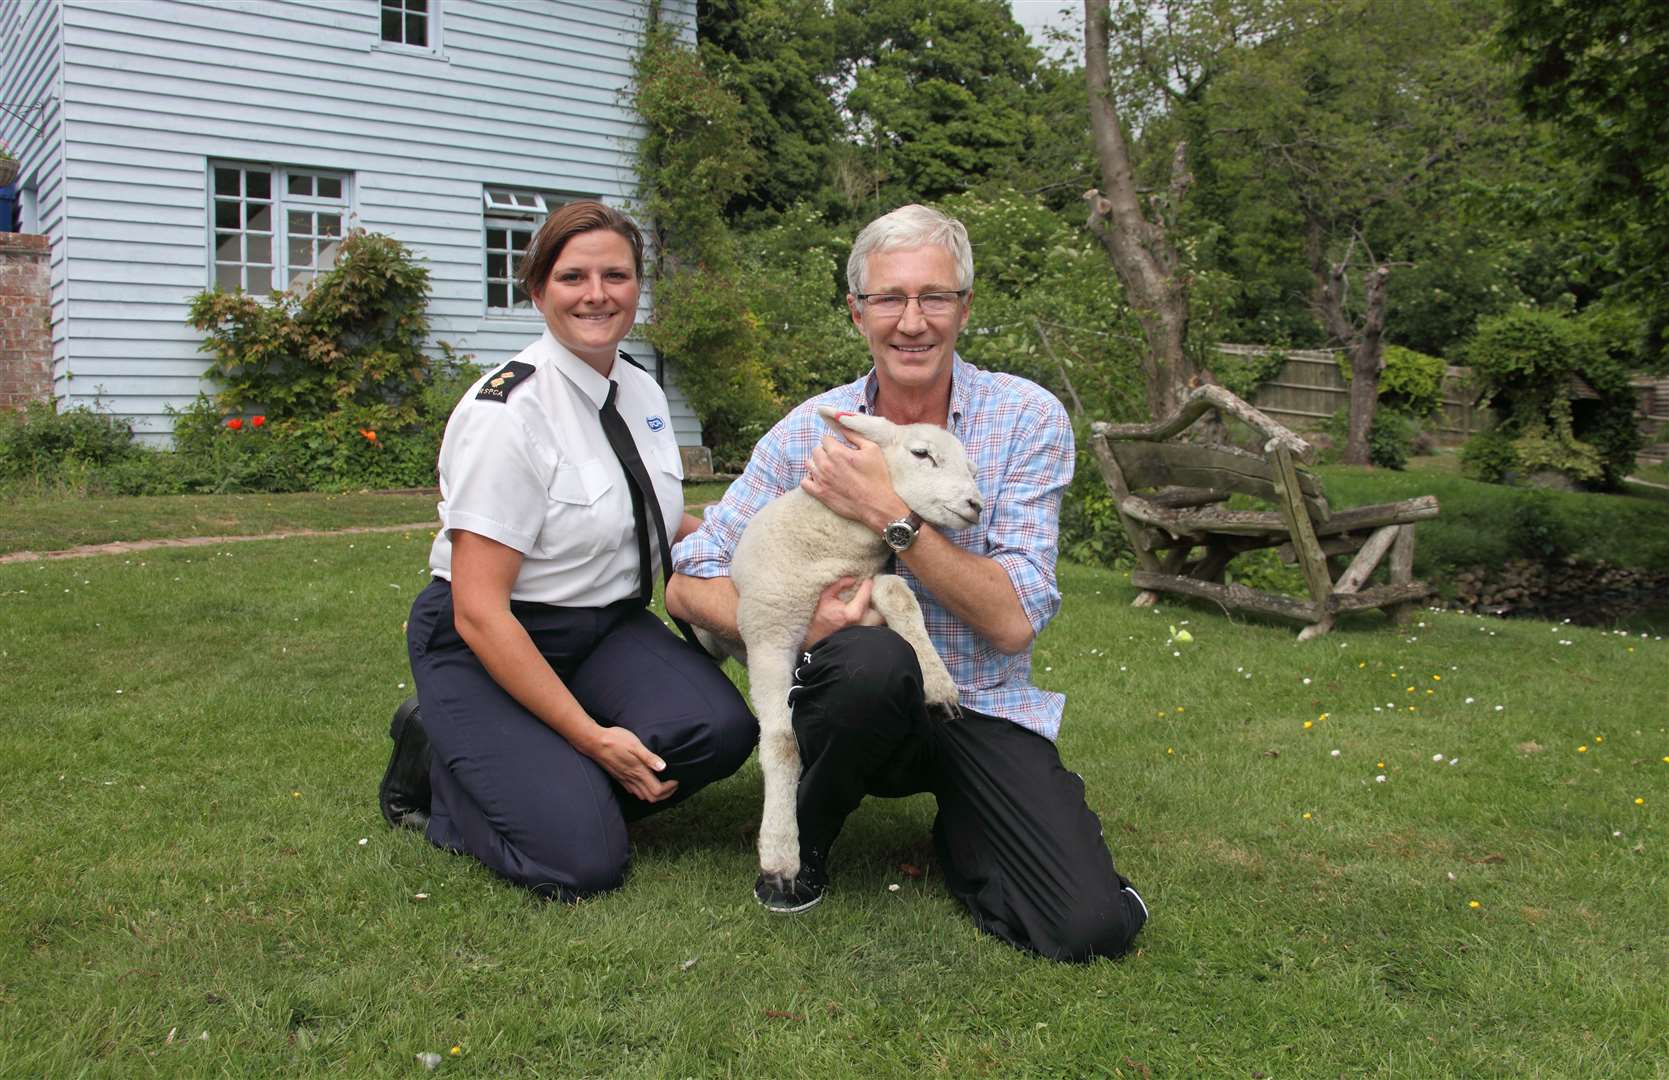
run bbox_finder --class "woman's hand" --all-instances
[581,727,679,803]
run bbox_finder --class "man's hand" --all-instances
[804,576,875,649]
[581,727,678,803]
[801,432,907,533]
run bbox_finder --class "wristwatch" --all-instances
[882,512,924,553]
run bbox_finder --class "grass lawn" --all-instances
[2,512,1665,1076]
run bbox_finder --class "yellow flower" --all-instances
[1432,674,1441,681]
[1635,797,1646,806]
[1303,720,1313,729]
[1406,686,1416,693]
[1578,746,1588,753]
[451,1045,462,1055]
[1175,707,1185,714]
[1319,712,1329,721]
[1595,736,1603,743]
[291,790,301,798]
[1166,747,1174,755]
[1377,761,1386,769]
[1358,661,1366,669]
[1302,812,1312,820]
[1468,900,1480,909]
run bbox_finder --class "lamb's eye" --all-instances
[910,448,936,464]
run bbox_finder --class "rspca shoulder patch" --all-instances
[475,360,536,403]
[646,415,666,432]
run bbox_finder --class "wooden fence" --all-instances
[1222,343,1487,445]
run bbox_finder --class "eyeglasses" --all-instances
[855,290,968,317]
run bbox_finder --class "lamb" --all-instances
[695,406,985,901]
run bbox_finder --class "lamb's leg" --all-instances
[747,644,801,887]
[869,574,961,715]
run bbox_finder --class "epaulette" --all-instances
[618,349,647,373]
[475,360,536,402]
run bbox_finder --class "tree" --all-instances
[1499,0,1669,365]
[1208,0,1514,463]
[1082,0,1202,420]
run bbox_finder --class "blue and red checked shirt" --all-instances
[672,355,1075,740]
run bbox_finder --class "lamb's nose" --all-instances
[967,498,983,517]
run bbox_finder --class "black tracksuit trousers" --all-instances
[789,625,1148,962]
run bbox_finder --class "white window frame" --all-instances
[209,162,352,296]
[483,188,586,316]
[376,0,443,56]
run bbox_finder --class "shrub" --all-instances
[1322,406,1421,470]
[0,400,142,493]
[1464,308,1640,489]
[1459,427,1518,483]
[1374,345,1447,419]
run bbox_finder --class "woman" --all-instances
[377,201,756,899]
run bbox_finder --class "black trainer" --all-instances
[753,848,828,914]
[378,696,431,831]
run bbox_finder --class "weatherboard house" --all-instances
[0,0,701,447]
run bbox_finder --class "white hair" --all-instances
[846,204,974,296]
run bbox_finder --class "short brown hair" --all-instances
[518,200,645,302]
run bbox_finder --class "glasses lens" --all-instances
[867,294,907,315]
[918,292,958,315]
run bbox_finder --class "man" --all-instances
[666,204,1147,963]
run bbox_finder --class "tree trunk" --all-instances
[1343,267,1391,465]
[1304,216,1391,465]
[1083,0,1199,422]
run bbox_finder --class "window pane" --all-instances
[246,170,270,200]
[216,263,242,290]
[319,239,341,270]
[246,234,272,264]
[289,210,311,234]
[249,274,272,297]
[485,228,505,249]
[381,7,401,42]
[512,283,528,308]
[486,252,507,279]
[318,214,342,237]
[318,176,342,199]
[215,200,240,230]
[288,174,313,198]
[487,282,507,309]
[214,167,241,197]
[512,229,531,251]
[246,204,271,232]
[410,0,427,12]
[406,12,426,47]
[289,237,313,269]
[215,232,242,262]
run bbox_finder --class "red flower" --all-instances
[359,428,378,443]
[252,415,266,428]
[226,418,243,431]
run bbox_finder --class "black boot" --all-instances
[378,697,431,831]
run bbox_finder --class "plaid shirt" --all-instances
[672,355,1074,740]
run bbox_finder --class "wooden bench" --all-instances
[1089,385,1440,640]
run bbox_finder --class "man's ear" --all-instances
[815,405,895,445]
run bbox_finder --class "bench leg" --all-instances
[1388,524,1417,627]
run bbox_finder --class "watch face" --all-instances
[884,521,916,551]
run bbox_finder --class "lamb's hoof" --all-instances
[753,858,827,915]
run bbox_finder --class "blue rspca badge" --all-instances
[646,415,666,432]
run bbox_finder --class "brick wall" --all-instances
[0,233,53,410]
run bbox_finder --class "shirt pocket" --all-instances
[550,458,614,506]
[542,458,622,560]
[655,441,685,482]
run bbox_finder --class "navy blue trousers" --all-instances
[406,579,756,900]
[790,626,1148,962]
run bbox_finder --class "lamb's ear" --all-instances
[816,405,896,446]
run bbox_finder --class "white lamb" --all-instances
[695,406,985,898]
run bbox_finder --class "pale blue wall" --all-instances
[0,0,701,446]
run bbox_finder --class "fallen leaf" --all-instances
[898,862,923,879]
[1262,749,1280,758]
[1517,740,1544,754]
[764,1009,803,1021]
[680,957,698,972]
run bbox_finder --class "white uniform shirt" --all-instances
[428,330,686,605]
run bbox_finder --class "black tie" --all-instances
[599,379,696,645]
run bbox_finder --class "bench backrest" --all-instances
[1107,438,1330,521]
